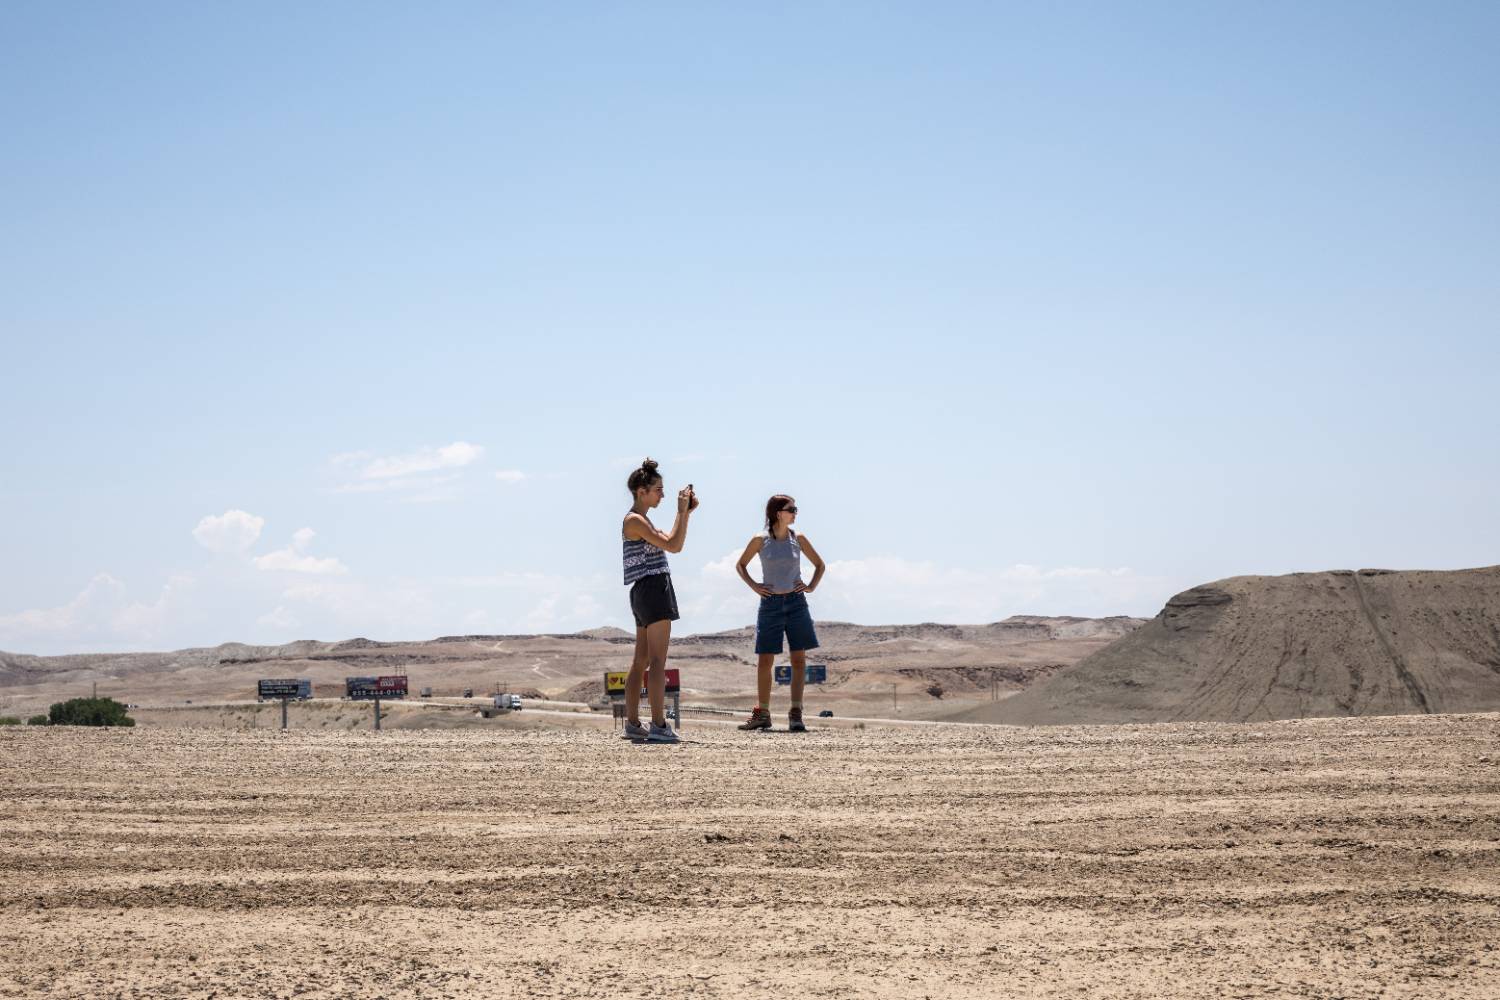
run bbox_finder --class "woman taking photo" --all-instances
[621,458,697,743]
[736,494,826,732]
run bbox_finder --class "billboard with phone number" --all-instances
[346,675,408,700]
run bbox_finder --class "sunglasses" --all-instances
[781,505,798,514]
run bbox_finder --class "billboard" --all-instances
[605,669,680,696]
[345,676,377,700]
[774,664,827,685]
[345,675,406,700]
[258,678,305,699]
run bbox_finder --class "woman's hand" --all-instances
[677,488,692,512]
[750,582,773,597]
[794,581,815,594]
[687,488,700,512]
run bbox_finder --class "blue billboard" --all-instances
[773,664,827,685]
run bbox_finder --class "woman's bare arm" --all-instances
[795,535,826,593]
[623,490,694,553]
[736,536,772,596]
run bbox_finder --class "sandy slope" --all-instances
[3,716,1498,999]
[990,566,1500,725]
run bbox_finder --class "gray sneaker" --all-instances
[646,722,679,743]
[622,719,649,741]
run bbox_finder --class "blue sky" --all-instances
[3,3,1497,653]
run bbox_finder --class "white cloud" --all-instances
[330,474,461,495]
[327,442,490,503]
[192,510,264,553]
[253,528,349,575]
[680,550,1178,627]
[0,572,194,650]
[3,499,1182,656]
[494,469,527,484]
[254,551,347,574]
[360,441,484,480]
[256,606,300,629]
[0,573,127,636]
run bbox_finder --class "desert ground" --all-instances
[4,714,1499,999]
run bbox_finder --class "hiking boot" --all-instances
[788,707,807,733]
[646,722,679,743]
[738,707,772,731]
[622,719,649,741]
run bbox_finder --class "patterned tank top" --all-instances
[623,518,671,585]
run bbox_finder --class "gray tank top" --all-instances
[759,530,803,593]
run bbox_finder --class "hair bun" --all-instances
[640,457,659,473]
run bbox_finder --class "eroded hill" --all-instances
[986,565,1500,725]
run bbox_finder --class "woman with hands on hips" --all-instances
[735,494,825,732]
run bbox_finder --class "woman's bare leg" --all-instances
[646,618,672,726]
[757,653,775,709]
[790,649,808,707]
[626,628,649,724]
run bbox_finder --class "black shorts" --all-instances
[629,573,680,628]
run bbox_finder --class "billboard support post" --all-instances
[258,679,308,729]
[343,675,404,730]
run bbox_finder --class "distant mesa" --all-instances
[576,626,634,641]
[989,565,1500,725]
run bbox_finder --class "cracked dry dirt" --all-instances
[2,715,1499,999]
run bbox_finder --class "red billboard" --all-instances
[604,669,680,696]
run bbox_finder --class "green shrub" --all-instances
[47,697,136,727]
[0,716,20,726]
[26,715,50,726]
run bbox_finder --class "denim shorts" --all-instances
[755,592,819,655]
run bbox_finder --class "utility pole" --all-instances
[892,683,898,714]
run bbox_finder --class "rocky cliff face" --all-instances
[990,566,1500,724]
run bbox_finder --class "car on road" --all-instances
[818,710,834,718]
